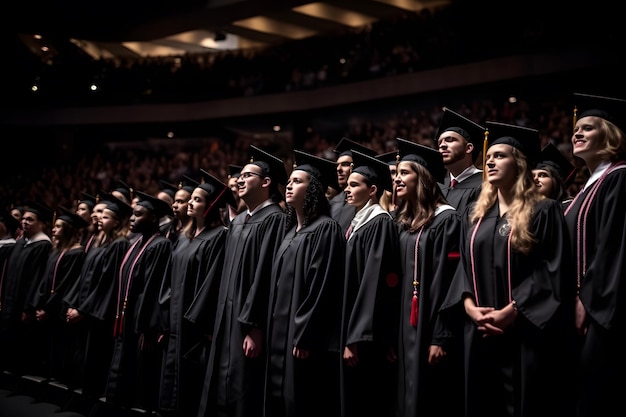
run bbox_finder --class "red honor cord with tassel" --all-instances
[410,280,419,327]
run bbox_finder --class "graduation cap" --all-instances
[350,149,394,196]
[536,143,577,187]
[333,137,377,158]
[134,190,174,218]
[436,107,487,161]
[79,192,97,211]
[293,149,340,191]
[573,92,626,131]
[228,165,243,179]
[484,121,541,166]
[375,151,399,166]
[56,205,90,229]
[247,145,288,186]
[99,191,133,219]
[158,179,178,200]
[23,200,54,224]
[396,137,446,184]
[199,168,237,213]
[0,210,21,235]
[112,180,133,204]
[179,176,200,194]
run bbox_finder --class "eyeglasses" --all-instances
[240,171,264,180]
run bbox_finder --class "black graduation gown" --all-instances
[396,208,463,417]
[329,191,355,236]
[441,172,483,215]
[159,225,228,417]
[263,216,345,417]
[340,212,401,417]
[0,233,51,374]
[69,237,129,397]
[106,233,171,411]
[28,246,85,380]
[197,204,285,417]
[441,198,576,417]
[564,163,626,417]
[62,244,106,388]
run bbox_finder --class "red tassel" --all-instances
[113,316,119,337]
[410,294,419,327]
[118,312,124,336]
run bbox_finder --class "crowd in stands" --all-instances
[9,2,619,107]
[1,92,585,215]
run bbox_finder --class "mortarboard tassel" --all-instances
[410,280,419,327]
[482,129,489,180]
[573,104,578,132]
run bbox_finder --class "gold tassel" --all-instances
[482,129,489,180]
[573,104,578,132]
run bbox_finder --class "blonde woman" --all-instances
[441,122,576,417]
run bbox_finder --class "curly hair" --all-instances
[471,147,543,254]
[285,173,329,231]
[394,161,447,232]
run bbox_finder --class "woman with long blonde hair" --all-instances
[441,121,576,417]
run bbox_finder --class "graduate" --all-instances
[436,106,486,215]
[63,193,132,397]
[340,149,401,417]
[28,206,88,381]
[329,137,378,236]
[532,142,576,208]
[75,192,98,250]
[564,93,626,417]
[440,121,576,417]
[160,170,234,417]
[196,145,287,417]
[263,150,345,417]
[162,176,198,245]
[0,200,53,375]
[393,138,464,417]
[105,190,173,412]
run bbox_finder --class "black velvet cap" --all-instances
[396,137,446,183]
[536,143,577,186]
[247,145,288,186]
[573,92,626,131]
[485,121,541,166]
[24,200,54,224]
[158,180,178,200]
[293,149,340,191]
[199,169,237,210]
[134,190,174,218]
[0,210,21,234]
[56,205,90,229]
[180,176,200,194]
[375,151,399,166]
[228,165,243,179]
[99,191,133,219]
[350,149,394,194]
[436,107,486,161]
[333,137,377,158]
[79,192,97,210]
[113,180,133,203]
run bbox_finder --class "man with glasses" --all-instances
[195,145,287,417]
[330,137,378,236]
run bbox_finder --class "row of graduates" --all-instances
[1,92,625,417]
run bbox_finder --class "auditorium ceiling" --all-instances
[11,0,451,59]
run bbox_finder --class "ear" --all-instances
[261,176,272,189]
[369,184,378,198]
[466,142,474,155]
